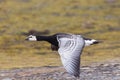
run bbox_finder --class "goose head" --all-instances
[25,35,37,41]
[84,39,101,46]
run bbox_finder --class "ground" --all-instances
[0,59,120,80]
[0,0,120,69]
[0,0,120,80]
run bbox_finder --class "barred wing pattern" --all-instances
[57,34,85,77]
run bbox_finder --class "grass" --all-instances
[0,0,120,69]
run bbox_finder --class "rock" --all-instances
[2,78,12,80]
[0,73,5,77]
[103,64,110,67]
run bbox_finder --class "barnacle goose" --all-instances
[25,33,100,77]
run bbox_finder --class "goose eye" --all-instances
[29,36,32,38]
[29,35,33,38]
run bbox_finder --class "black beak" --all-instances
[93,40,102,44]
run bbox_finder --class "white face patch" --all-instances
[84,39,97,46]
[27,35,37,41]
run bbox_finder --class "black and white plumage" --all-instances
[25,33,100,77]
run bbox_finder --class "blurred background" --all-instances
[0,0,120,69]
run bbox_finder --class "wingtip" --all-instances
[74,74,80,78]
[74,75,80,80]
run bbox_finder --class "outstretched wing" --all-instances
[57,34,85,77]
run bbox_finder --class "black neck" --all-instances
[36,35,58,47]
[36,36,50,41]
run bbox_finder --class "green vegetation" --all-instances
[0,0,120,69]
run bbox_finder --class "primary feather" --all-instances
[57,34,85,77]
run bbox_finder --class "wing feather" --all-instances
[57,34,85,77]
